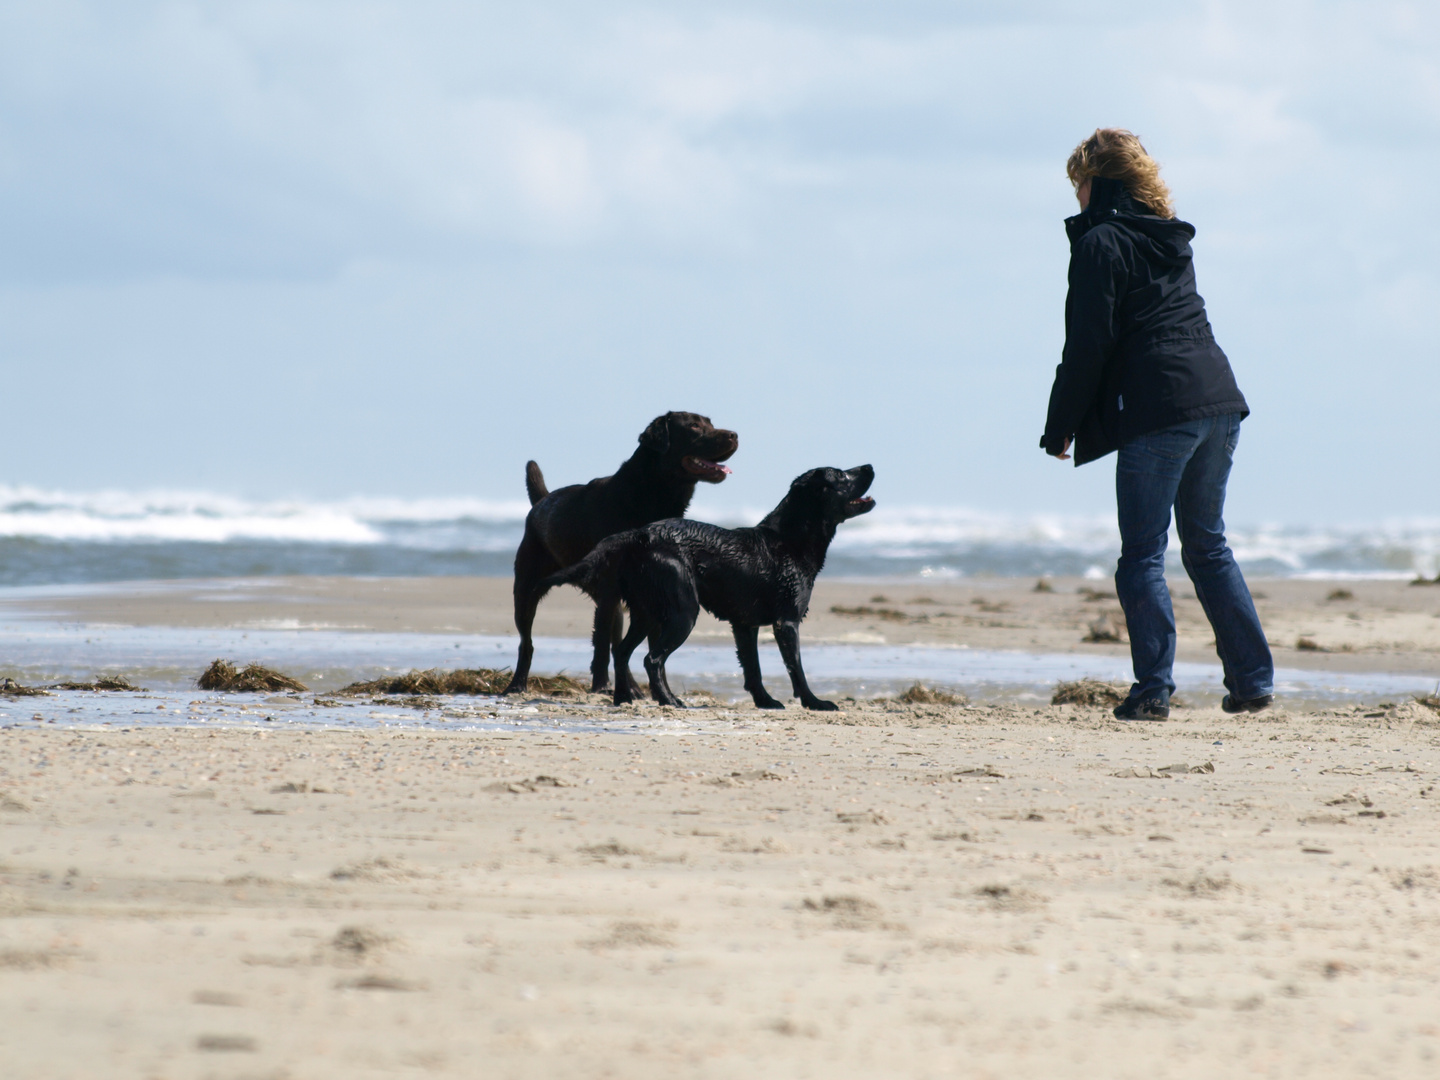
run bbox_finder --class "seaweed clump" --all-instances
[1052,678,1129,707]
[335,668,585,698]
[895,682,967,706]
[830,604,910,623]
[0,678,49,698]
[51,676,143,692]
[198,660,308,693]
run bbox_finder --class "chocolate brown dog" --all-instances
[503,411,738,695]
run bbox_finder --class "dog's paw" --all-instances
[804,699,839,712]
[755,699,785,710]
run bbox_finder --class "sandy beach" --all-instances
[3,576,1440,1078]
[8,574,1440,676]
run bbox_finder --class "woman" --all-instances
[1041,128,1273,720]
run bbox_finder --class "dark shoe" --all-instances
[1222,693,1273,714]
[1113,696,1169,721]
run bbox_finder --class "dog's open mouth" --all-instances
[846,495,876,516]
[682,456,733,483]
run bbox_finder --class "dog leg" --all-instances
[589,598,617,693]
[503,533,556,695]
[640,587,697,709]
[642,652,686,707]
[612,616,648,706]
[732,624,783,709]
[617,603,644,700]
[773,621,836,711]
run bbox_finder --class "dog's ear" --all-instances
[638,414,671,454]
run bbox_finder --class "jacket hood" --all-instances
[1065,175,1195,267]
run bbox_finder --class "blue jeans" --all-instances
[1114,413,1273,704]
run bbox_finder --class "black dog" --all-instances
[544,465,874,710]
[503,411,738,695]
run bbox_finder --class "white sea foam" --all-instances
[0,484,527,545]
[0,484,1437,580]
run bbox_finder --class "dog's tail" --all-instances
[525,461,548,507]
[539,547,611,602]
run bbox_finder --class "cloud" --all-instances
[0,1,1435,517]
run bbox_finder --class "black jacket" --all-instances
[1041,176,1248,465]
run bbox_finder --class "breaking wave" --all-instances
[0,484,1436,585]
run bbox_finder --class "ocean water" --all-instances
[1,483,1438,586]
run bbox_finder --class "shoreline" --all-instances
[2,574,1437,680]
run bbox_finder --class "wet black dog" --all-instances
[544,466,874,710]
[503,412,738,695]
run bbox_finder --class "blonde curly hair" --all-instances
[1066,128,1175,219]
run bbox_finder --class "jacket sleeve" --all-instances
[1041,228,1126,455]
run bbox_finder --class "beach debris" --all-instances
[583,921,674,949]
[1083,613,1126,643]
[1326,588,1355,602]
[484,775,572,794]
[49,676,143,692]
[970,597,1009,613]
[577,841,640,860]
[974,883,1044,912]
[1078,586,1115,601]
[198,660,307,693]
[1161,871,1235,897]
[330,856,429,883]
[336,974,423,992]
[1410,573,1439,586]
[367,695,442,710]
[1111,761,1215,779]
[195,1035,258,1053]
[951,765,1006,779]
[269,781,329,794]
[0,678,49,698]
[1032,578,1055,593]
[895,682,966,706]
[327,925,392,959]
[1295,637,1326,652]
[1325,792,1374,807]
[830,604,909,622]
[338,668,507,696]
[0,793,32,813]
[1414,687,1440,713]
[335,667,584,697]
[803,895,883,928]
[836,810,888,825]
[1052,678,1128,707]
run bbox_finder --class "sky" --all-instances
[0,1,1435,524]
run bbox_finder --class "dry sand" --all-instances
[5,702,1440,1078]
[4,576,1440,1078]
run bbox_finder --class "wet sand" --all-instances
[7,574,1440,676]
[4,699,1440,1078]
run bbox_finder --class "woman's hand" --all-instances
[1051,437,1072,461]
